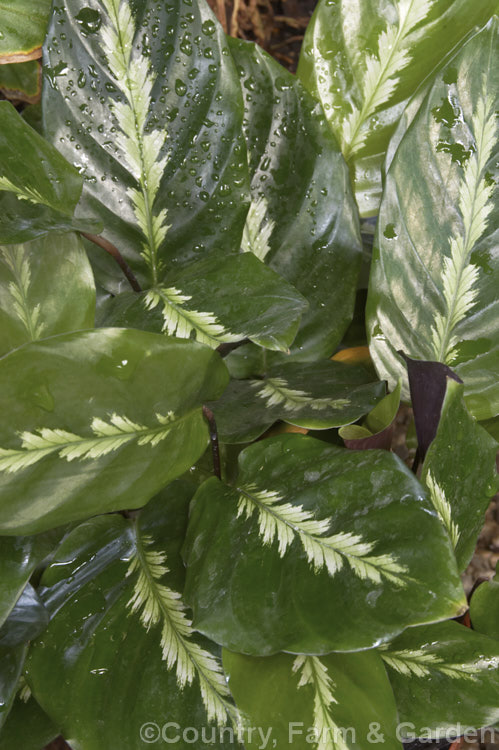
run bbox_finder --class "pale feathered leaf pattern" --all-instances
[144,287,242,347]
[253,377,350,412]
[424,472,460,548]
[342,0,433,158]
[100,0,170,283]
[237,484,408,586]
[379,646,487,681]
[430,83,496,363]
[0,411,178,473]
[293,656,349,750]
[0,176,47,207]
[1,245,45,340]
[127,532,237,726]
[240,196,275,261]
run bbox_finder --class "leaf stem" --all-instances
[81,232,142,292]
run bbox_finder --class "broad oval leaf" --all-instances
[0,328,228,535]
[27,483,239,747]
[0,233,96,356]
[0,645,27,731]
[97,251,308,352]
[0,102,100,243]
[228,38,362,360]
[208,360,386,443]
[297,0,496,216]
[367,19,499,419]
[0,694,59,750]
[379,621,499,736]
[223,649,401,750]
[0,0,50,63]
[0,61,41,104]
[422,379,498,571]
[183,434,466,655]
[470,564,499,641]
[43,0,250,290]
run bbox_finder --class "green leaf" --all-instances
[0,328,228,535]
[0,645,27,731]
[0,694,59,750]
[0,233,96,356]
[367,19,499,420]
[0,585,48,648]
[379,620,499,737]
[297,0,496,216]
[183,434,466,655]
[0,102,100,243]
[339,379,401,448]
[223,649,401,750]
[0,0,50,62]
[27,483,239,747]
[208,360,386,443]
[0,61,41,103]
[470,563,499,641]
[0,696,59,750]
[42,0,250,290]
[97,252,308,352]
[228,38,362,360]
[0,532,58,629]
[422,379,498,571]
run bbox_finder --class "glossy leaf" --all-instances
[0,328,228,535]
[43,0,250,290]
[208,360,386,443]
[470,564,499,640]
[183,434,466,655]
[422,379,498,571]
[0,233,96,356]
[0,1,50,62]
[228,38,362,359]
[0,61,41,103]
[379,621,499,736]
[0,645,27,731]
[223,649,401,750]
[367,20,499,420]
[0,694,59,750]
[297,0,496,216]
[0,531,59,629]
[97,252,308,352]
[0,585,48,648]
[27,483,239,747]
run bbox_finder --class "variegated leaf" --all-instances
[183,435,466,654]
[367,19,499,419]
[0,233,95,357]
[43,0,250,290]
[27,485,240,749]
[297,0,496,216]
[223,649,401,750]
[380,621,499,737]
[0,328,228,535]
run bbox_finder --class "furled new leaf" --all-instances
[0,328,228,534]
[183,434,466,655]
[223,649,401,750]
[380,621,499,736]
[97,252,308,352]
[422,379,498,571]
[0,233,95,356]
[367,20,499,419]
[26,484,239,747]
[228,38,362,360]
[297,0,496,216]
[0,0,51,63]
[207,360,385,443]
[43,0,250,291]
[0,102,100,243]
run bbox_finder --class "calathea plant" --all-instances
[0,0,498,748]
